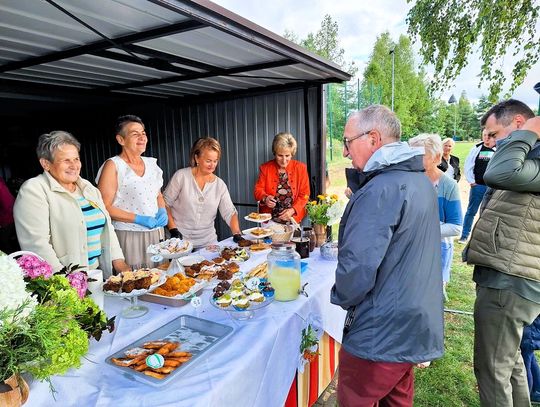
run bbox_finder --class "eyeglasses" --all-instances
[343,130,372,150]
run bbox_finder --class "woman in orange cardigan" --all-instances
[254,132,310,223]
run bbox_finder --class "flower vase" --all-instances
[313,224,327,247]
[0,375,29,406]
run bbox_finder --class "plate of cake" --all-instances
[147,238,193,259]
[103,269,166,297]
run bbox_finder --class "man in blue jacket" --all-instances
[331,105,444,407]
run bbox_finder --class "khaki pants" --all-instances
[474,286,540,407]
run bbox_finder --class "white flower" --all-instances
[0,256,37,321]
[326,200,346,226]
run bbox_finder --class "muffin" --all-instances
[229,288,244,299]
[216,294,232,308]
[260,282,275,298]
[232,296,250,310]
[103,275,122,292]
[231,279,243,289]
[249,292,265,303]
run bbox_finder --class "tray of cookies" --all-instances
[105,315,233,387]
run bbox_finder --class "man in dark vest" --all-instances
[458,129,496,243]
[465,99,539,406]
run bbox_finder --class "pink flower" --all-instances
[17,254,53,279]
[67,271,88,298]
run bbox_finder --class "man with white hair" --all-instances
[331,105,444,407]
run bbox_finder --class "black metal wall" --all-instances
[2,84,324,240]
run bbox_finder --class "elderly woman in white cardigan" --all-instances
[13,131,129,278]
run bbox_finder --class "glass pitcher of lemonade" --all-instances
[267,243,301,301]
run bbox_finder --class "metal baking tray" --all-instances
[105,315,233,387]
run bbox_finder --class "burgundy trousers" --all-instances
[337,348,415,407]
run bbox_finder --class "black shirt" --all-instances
[438,155,461,182]
[473,144,495,185]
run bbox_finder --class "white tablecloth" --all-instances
[25,241,345,407]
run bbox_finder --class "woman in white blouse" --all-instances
[164,137,242,249]
[97,115,168,266]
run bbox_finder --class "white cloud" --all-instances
[213,0,540,107]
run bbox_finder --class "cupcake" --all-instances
[260,282,275,298]
[103,275,122,292]
[216,294,232,308]
[231,279,243,289]
[232,296,250,310]
[229,289,244,299]
[249,292,265,303]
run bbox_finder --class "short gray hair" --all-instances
[349,105,401,142]
[441,137,455,146]
[36,131,81,162]
[408,133,443,158]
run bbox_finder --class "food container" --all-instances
[320,241,339,261]
[140,281,205,307]
[105,315,233,387]
[269,224,294,243]
[267,243,301,301]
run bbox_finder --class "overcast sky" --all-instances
[213,0,540,108]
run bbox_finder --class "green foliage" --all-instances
[361,32,433,138]
[306,194,340,225]
[26,275,114,342]
[0,301,88,383]
[407,0,540,99]
[284,14,357,76]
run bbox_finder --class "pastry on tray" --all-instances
[103,269,161,294]
[110,340,192,380]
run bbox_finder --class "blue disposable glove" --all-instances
[155,207,168,227]
[134,214,157,229]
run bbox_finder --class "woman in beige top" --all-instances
[164,137,242,249]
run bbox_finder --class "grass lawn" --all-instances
[323,140,539,406]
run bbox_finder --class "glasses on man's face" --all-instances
[343,130,372,150]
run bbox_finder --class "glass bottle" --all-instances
[267,243,301,301]
[302,227,316,252]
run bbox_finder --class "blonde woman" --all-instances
[254,132,310,223]
[163,137,242,249]
[437,138,461,181]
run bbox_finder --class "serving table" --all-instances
[25,239,346,407]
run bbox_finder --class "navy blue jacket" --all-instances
[331,142,444,363]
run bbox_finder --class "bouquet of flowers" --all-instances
[306,194,345,226]
[0,252,114,388]
[15,254,114,341]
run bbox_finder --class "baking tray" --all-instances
[139,287,203,307]
[105,315,233,387]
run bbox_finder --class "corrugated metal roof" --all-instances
[0,0,350,100]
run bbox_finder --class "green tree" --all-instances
[284,14,358,153]
[361,32,433,138]
[407,0,540,99]
[457,91,480,140]
[474,95,493,123]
